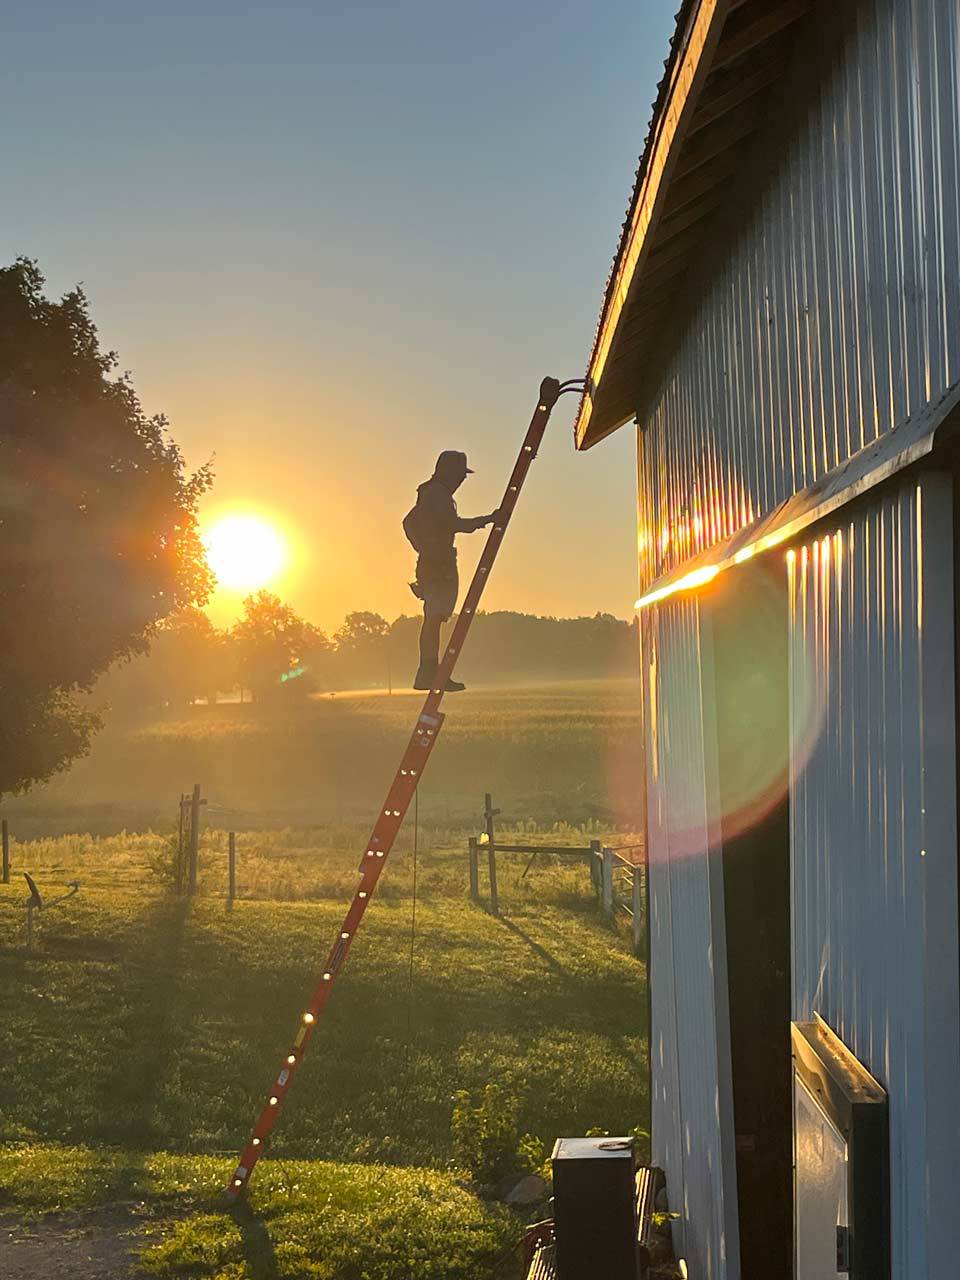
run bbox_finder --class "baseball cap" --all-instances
[435,450,474,474]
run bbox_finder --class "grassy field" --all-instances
[2,678,643,837]
[0,820,647,1278]
[0,1144,516,1279]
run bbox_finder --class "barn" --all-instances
[575,1,960,1277]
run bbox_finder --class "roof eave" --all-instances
[575,0,732,450]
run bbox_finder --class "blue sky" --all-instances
[3,1,678,629]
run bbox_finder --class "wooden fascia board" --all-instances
[576,0,733,450]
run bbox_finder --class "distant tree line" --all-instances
[94,592,639,713]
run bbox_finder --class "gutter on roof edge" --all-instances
[634,383,960,609]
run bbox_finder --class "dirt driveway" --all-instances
[1,1206,148,1279]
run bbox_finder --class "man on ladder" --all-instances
[403,449,499,692]
[226,377,583,1200]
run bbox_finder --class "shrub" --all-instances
[450,1084,522,1184]
[145,832,182,888]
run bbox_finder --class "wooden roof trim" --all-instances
[672,102,762,180]
[713,0,811,70]
[688,61,782,134]
[575,0,733,450]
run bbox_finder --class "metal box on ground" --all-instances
[552,1137,638,1279]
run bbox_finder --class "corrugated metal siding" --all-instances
[645,609,683,1237]
[645,598,740,1279]
[788,475,960,1279]
[638,0,960,594]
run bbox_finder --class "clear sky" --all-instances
[3,1,678,632]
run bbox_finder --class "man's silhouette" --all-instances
[403,450,497,691]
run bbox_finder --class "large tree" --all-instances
[333,611,391,688]
[231,591,331,701]
[97,607,226,713]
[0,257,213,792]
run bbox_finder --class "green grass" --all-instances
[0,1144,516,1279]
[0,679,647,1276]
[0,875,645,1163]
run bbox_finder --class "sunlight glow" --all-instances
[635,564,719,610]
[204,514,288,591]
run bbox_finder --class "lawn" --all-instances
[0,1144,516,1280]
[0,826,647,1278]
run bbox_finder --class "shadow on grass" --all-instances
[228,1202,280,1280]
[97,895,193,1149]
[495,914,568,978]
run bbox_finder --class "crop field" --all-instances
[0,814,647,1277]
[3,678,644,838]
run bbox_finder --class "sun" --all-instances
[204,514,287,591]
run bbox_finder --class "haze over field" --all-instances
[6,678,643,838]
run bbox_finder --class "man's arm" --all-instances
[419,484,498,535]
[454,511,497,533]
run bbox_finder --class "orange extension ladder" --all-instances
[226,374,584,1197]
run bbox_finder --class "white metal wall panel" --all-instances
[638,0,960,594]
[646,598,740,1279]
[789,475,960,1279]
[644,606,684,1237]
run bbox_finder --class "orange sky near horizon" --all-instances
[191,376,638,634]
[186,368,640,632]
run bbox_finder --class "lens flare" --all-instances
[640,564,824,858]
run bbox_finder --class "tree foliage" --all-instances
[89,603,638,716]
[0,257,213,792]
[98,607,225,713]
[231,591,331,701]
[333,611,391,688]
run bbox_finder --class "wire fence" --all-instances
[0,783,634,908]
[464,793,646,955]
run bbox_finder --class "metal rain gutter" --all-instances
[635,381,960,609]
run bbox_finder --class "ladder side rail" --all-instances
[434,386,558,691]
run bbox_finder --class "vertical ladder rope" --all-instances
[226,374,574,1196]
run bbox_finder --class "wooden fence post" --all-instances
[483,792,500,916]
[1,818,9,885]
[487,841,499,917]
[601,847,614,920]
[188,783,201,895]
[228,831,236,910]
[632,863,643,955]
[468,837,480,902]
[589,838,601,895]
[175,794,186,894]
[483,792,499,847]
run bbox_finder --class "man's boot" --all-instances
[413,664,466,692]
[413,662,437,690]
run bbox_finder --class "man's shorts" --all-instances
[414,554,459,620]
